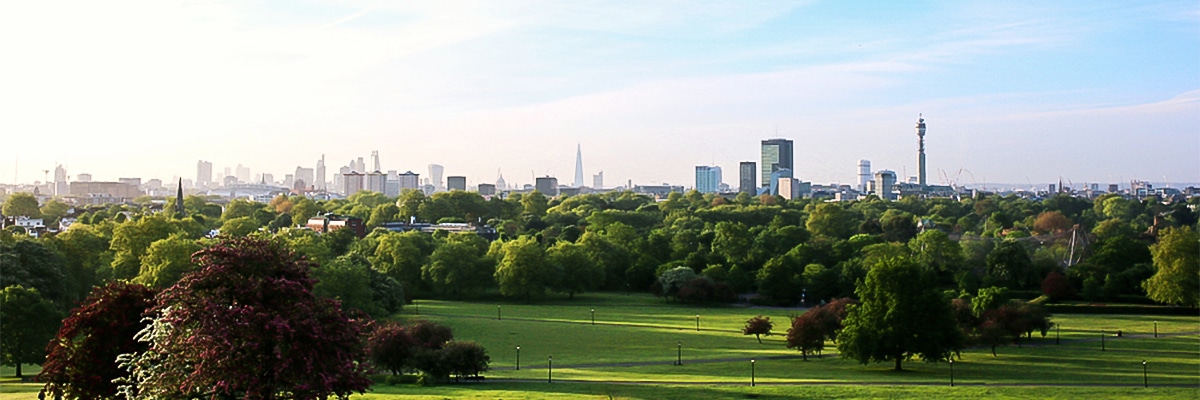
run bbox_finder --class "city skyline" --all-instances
[2,1,1197,188]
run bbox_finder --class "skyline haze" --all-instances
[2,1,1197,190]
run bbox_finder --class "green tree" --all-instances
[47,223,112,301]
[396,190,426,222]
[290,198,322,227]
[0,285,63,377]
[371,231,434,293]
[493,236,556,300]
[1143,226,1199,307]
[711,221,753,264]
[909,230,964,280]
[0,239,69,309]
[985,240,1036,289]
[109,215,180,279]
[520,191,550,218]
[219,216,262,237]
[1,192,41,218]
[658,265,698,300]
[837,254,964,371]
[313,254,388,318]
[547,241,603,299]
[132,234,203,289]
[424,236,492,298]
[39,199,71,225]
[806,203,856,239]
[367,203,400,228]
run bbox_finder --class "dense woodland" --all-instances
[2,189,1198,395]
[3,189,1198,312]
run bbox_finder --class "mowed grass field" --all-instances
[3,293,1197,399]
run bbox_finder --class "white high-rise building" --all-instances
[315,155,326,191]
[196,160,213,187]
[857,160,871,192]
[54,165,68,196]
[428,164,444,191]
[593,171,603,190]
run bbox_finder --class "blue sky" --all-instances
[1,1,1196,189]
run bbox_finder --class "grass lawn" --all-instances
[2,293,1196,399]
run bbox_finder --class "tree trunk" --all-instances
[991,345,997,357]
[14,363,20,378]
[756,334,762,344]
[894,357,903,371]
[802,351,807,361]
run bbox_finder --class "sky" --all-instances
[1,0,1197,190]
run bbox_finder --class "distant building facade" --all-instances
[739,161,756,195]
[447,176,467,191]
[695,166,722,193]
[535,176,558,196]
[761,138,794,187]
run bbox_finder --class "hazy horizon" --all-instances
[2,1,1197,189]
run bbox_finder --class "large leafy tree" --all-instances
[1,192,41,218]
[837,254,964,371]
[109,215,181,280]
[424,234,492,298]
[0,239,69,309]
[985,240,1037,289]
[547,240,603,299]
[39,282,157,399]
[0,285,63,377]
[493,236,556,300]
[132,234,203,289]
[371,231,434,294]
[46,223,112,301]
[1143,226,1199,307]
[120,237,372,399]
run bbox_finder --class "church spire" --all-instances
[175,178,186,216]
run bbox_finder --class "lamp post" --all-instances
[1154,321,1158,338]
[676,341,682,366]
[515,346,520,371]
[548,356,552,383]
[1055,323,1060,344]
[696,314,700,331]
[591,308,595,325]
[1142,360,1148,388]
[949,359,954,387]
[1101,329,1105,351]
[414,299,418,315]
[497,305,502,321]
[750,359,756,387]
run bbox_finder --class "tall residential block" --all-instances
[695,166,722,194]
[857,159,871,192]
[738,161,756,195]
[197,160,213,186]
[761,139,794,187]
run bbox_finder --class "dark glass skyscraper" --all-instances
[739,161,756,195]
[760,139,794,187]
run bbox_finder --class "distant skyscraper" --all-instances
[738,162,756,195]
[366,171,387,193]
[428,164,444,191]
[761,139,794,187]
[397,171,420,191]
[343,172,365,195]
[695,166,722,194]
[236,164,250,184]
[535,176,558,196]
[573,144,585,187]
[858,160,871,192]
[875,170,897,200]
[916,115,927,188]
[371,151,381,172]
[54,164,68,196]
[196,160,212,186]
[295,167,314,191]
[593,171,603,190]
[447,176,467,191]
[315,155,326,191]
